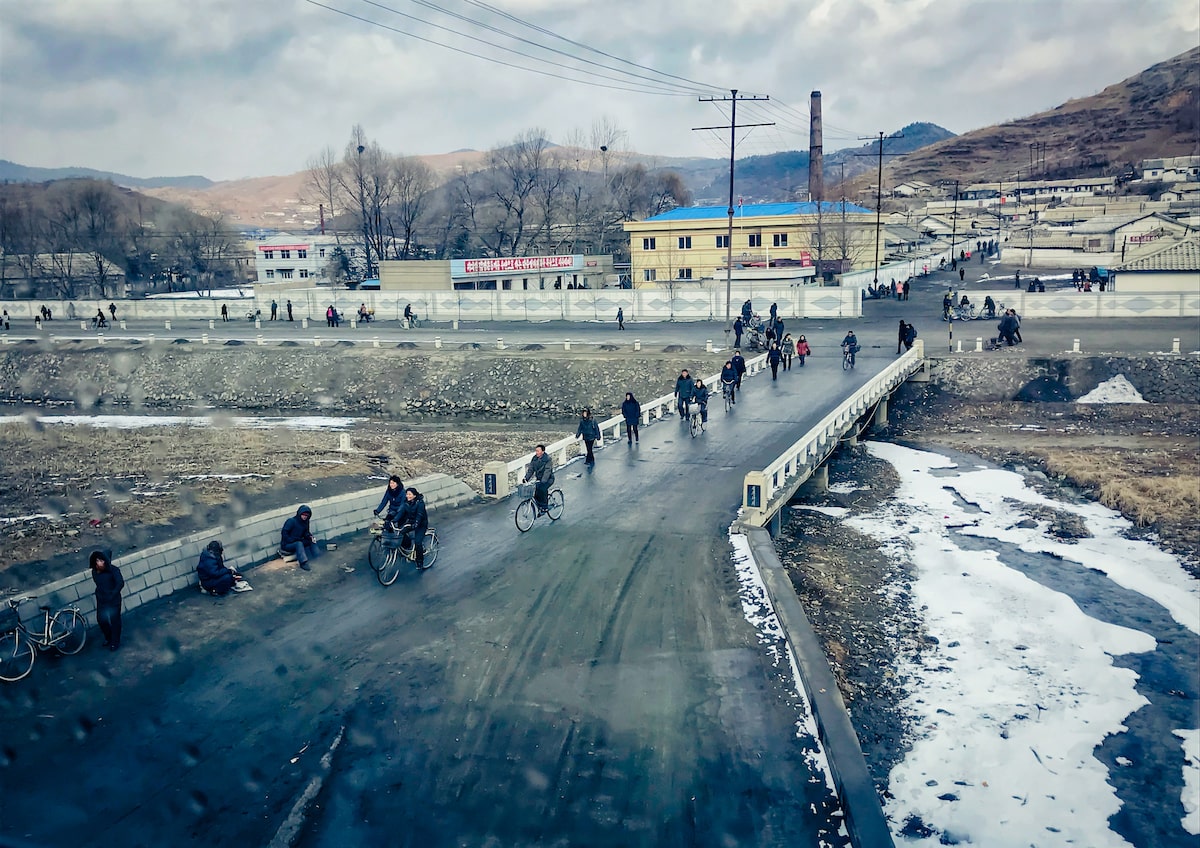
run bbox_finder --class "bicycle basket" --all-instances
[0,603,19,634]
[686,402,701,417]
[517,482,536,499]
[381,529,404,550]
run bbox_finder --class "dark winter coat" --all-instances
[281,505,313,548]
[376,480,405,517]
[733,317,744,336]
[674,374,695,402]
[621,397,641,424]
[731,354,747,376]
[89,550,124,607]
[576,415,601,441]
[197,546,236,595]
[767,347,782,365]
[392,492,428,535]
[524,451,554,483]
[720,363,738,385]
[692,384,710,406]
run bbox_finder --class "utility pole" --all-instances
[694,90,772,327]
[855,132,904,290]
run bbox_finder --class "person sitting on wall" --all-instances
[280,505,318,571]
[197,541,251,595]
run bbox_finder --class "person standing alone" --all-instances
[616,307,625,330]
[576,408,600,466]
[622,392,641,444]
[90,550,124,651]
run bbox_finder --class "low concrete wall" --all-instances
[958,289,1200,318]
[18,473,475,631]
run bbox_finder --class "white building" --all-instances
[1140,156,1200,183]
[252,233,363,284]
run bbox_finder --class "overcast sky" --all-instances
[1,0,1197,182]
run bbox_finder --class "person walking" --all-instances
[897,319,908,355]
[286,299,294,321]
[732,316,743,349]
[902,279,910,300]
[576,408,600,466]
[795,335,811,366]
[767,343,782,380]
[674,369,695,420]
[326,305,335,328]
[220,303,229,322]
[108,302,117,322]
[780,333,795,370]
[270,299,278,320]
[621,392,641,445]
[959,267,965,282]
[616,307,625,330]
[90,550,124,651]
[1,309,8,330]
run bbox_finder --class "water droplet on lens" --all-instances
[181,743,200,767]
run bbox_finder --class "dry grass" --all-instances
[1040,449,1200,527]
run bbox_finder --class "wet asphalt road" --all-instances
[0,349,881,847]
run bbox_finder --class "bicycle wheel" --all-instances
[368,536,385,572]
[420,529,439,569]
[377,548,403,587]
[690,414,702,438]
[50,609,86,655]
[515,499,536,532]
[546,490,565,521]
[724,388,733,412]
[842,353,851,371]
[0,631,34,682]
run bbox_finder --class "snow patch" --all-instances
[1077,374,1147,404]
[1177,729,1200,835]
[792,505,850,518]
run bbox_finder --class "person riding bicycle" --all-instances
[403,303,414,327]
[731,349,747,391]
[942,291,953,320]
[523,444,554,512]
[720,360,738,404]
[841,330,860,367]
[373,475,405,524]
[391,487,430,569]
[692,379,711,424]
[674,369,695,420]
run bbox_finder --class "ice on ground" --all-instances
[1177,729,1200,835]
[792,505,850,518]
[1077,374,1148,404]
[852,441,1198,846]
[828,481,869,494]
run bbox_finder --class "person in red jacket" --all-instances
[795,335,812,366]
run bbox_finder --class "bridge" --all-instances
[0,340,927,847]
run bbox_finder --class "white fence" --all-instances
[0,284,861,325]
[965,290,1200,319]
[741,341,927,527]
[840,251,951,292]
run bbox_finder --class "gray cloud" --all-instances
[0,0,1195,180]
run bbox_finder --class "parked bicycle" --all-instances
[0,596,87,682]
[514,483,565,532]
[368,520,439,586]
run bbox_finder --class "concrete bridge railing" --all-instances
[482,352,770,498]
[740,340,927,530]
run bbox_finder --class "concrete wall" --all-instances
[961,289,1199,318]
[17,473,475,633]
[927,355,1200,403]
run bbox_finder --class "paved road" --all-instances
[0,350,887,847]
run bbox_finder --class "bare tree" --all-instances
[388,155,434,259]
[303,146,344,242]
[487,129,552,256]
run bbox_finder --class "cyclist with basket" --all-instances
[373,475,405,523]
[841,330,861,369]
[522,445,555,512]
[390,487,430,570]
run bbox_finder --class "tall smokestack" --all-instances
[808,90,824,203]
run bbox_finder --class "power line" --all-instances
[303,0,704,96]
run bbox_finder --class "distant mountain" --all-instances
[0,159,214,190]
[882,46,1200,187]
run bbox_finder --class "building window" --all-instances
[716,235,729,248]
[319,248,326,258]
[299,269,309,279]
[298,249,307,259]
[677,268,693,280]
[677,236,692,249]
[350,248,356,257]
[264,250,274,259]
[279,269,293,279]
[265,269,275,279]
[748,234,762,248]
[643,269,657,282]
[773,233,788,247]
[281,250,291,259]
[642,237,656,251]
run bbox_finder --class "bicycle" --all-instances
[0,596,87,683]
[842,344,857,370]
[687,401,705,438]
[722,381,735,412]
[514,483,565,532]
[953,304,978,321]
[368,521,440,586]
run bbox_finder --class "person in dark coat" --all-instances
[731,350,747,391]
[270,299,278,320]
[522,445,554,511]
[196,541,246,596]
[674,369,695,419]
[767,343,782,380]
[621,392,641,444]
[903,323,917,351]
[286,299,294,321]
[90,550,124,651]
[280,505,317,571]
[692,379,711,423]
[616,307,625,330]
[732,316,743,349]
[997,311,1018,346]
[720,359,739,403]
[576,408,601,465]
[897,319,908,355]
[374,475,405,522]
[392,487,430,569]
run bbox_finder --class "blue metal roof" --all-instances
[644,201,874,222]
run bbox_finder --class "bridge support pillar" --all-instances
[800,464,829,496]
[767,509,783,538]
[874,397,888,429]
[846,427,859,447]
[483,461,510,499]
